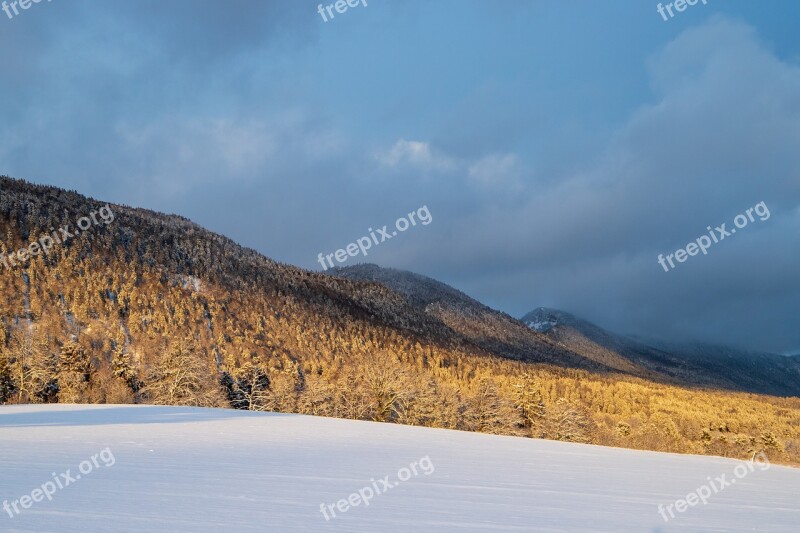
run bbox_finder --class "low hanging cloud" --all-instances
[408,17,800,353]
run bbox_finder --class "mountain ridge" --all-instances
[521,307,800,396]
[333,264,800,396]
[2,175,799,465]
[329,264,644,374]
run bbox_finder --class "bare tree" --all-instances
[7,328,57,403]
[466,376,517,435]
[142,338,224,407]
[234,362,272,411]
[543,398,593,443]
[362,354,408,422]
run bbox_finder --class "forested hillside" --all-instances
[1,176,797,464]
[520,308,800,396]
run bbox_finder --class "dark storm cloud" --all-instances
[0,1,797,353]
[409,18,800,353]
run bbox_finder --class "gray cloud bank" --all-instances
[0,4,797,353]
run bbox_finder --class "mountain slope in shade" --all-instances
[522,307,800,396]
[331,265,654,375]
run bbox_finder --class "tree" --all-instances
[112,342,140,393]
[759,431,782,453]
[142,338,224,407]
[465,376,517,435]
[296,371,336,417]
[513,373,547,436]
[0,349,16,404]
[57,340,92,403]
[233,362,272,411]
[8,328,57,403]
[362,354,408,422]
[544,399,593,443]
[395,377,439,427]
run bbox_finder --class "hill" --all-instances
[329,264,633,371]
[1,175,799,464]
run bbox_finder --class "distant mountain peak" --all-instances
[521,307,579,333]
[328,265,604,368]
[520,304,800,396]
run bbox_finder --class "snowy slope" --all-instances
[1,405,798,532]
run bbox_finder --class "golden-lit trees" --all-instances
[542,399,593,443]
[296,371,336,417]
[464,376,518,435]
[361,353,409,423]
[56,340,92,403]
[2,176,800,465]
[5,327,57,403]
[513,372,547,437]
[141,338,224,407]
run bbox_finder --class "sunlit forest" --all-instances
[2,176,797,464]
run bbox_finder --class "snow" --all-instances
[526,320,557,333]
[1,405,798,532]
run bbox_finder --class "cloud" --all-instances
[113,117,277,196]
[376,139,524,191]
[430,18,800,352]
[467,153,523,189]
[0,5,797,354]
[376,139,457,172]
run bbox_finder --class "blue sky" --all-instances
[1,0,799,353]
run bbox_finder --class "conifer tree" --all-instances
[57,340,92,403]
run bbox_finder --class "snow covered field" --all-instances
[1,405,798,532]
